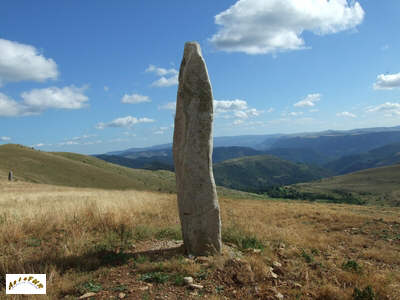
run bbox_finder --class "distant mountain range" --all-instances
[94,125,400,195]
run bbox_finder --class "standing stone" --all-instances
[8,170,13,181]
[173,42,222,256]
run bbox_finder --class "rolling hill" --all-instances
[0,144,176,192]
[213,154,331,192]
[291,164,400,206]
[0,144,257,199]
[325,142,400,175]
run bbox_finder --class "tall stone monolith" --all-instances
[173,42,222,256]
[8,170,13,181]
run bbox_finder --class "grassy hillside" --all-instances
[292,164,400,206]
[1,181,399,299]
[0,144,176,192]
[214,154,331,192]
[0,144,257,199]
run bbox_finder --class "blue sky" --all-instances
[1,0,400,154]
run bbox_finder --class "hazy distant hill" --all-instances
[266,131,400,160]
[213,154,331,192]
[97,146,264,171]
[264,147,328,165]
[325,142,400,175]
[291,164,400,206]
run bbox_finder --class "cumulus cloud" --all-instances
[210,0,364,54]
[294,93,321,107]
[0,93,26,116]
[151,74,179,87]
[214,99,248,113]
[0,136,11,141]
[373,73,400,90]
[366,102,400,116]
[214,99,263,119]
[96,116,154,129]
[233,119,244,125]
[0,86,88,117]
[146,65,178,76]
[121,93,151,104]
[158,101,176,110]
[0,38,58,85]
[336,111,356,118]
[146,64,179,87]
[21,86,89,111]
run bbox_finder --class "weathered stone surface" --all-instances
[173,41,222,256]
[8,170,13,181]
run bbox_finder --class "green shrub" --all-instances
[353,286,375,300]
[139,272,169,284]
[343,260,362,273]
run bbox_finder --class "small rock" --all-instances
[275,292,284,299]
[253,249,262,254]
[189,284,204,290]
[139,286,149,291]
[195,256,211,264]
[79,292,97,299]
[118,292,126,299]
[269,267,278,279]
[183,277,194,285]
[279,243,286,249]
[273,261,282,268]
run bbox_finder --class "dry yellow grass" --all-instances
[0,179,399,299]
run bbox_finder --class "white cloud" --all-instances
[123,131,137,137]
[104,86,109,92]
[146,65,179,88]
[34,143,46,147]
[366,102,400,116]
[266,107,275,113]
[310,109,319,113]
[0,93,26,116]
[234,110,249,119]
[210,0,364,55]
[0,38,58,85]
[214,99,248,113]
[121,93,151,104]
[233,119,244,125]
[294,93,321,107]
[0,136,11,141]
[21,86,89,111]
[336,111,356,118]
[146,64,178,76]
[373,73,400,90]
[158,101,176,110]
[96,116,154,129]
[151,74,179,87]
[288,111,304,116]
[214,99,263,119]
